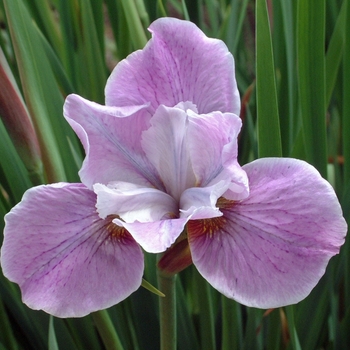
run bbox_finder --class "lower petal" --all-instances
[188,158,347,308]
[1,183,144,317]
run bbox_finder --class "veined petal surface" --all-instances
[188,158,347,308]
[1,183,143,317]
[105,17,240,115]
[64,94,162,190]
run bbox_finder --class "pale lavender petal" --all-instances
[188,158,347,308]
[94,182,177,223]
[105,17,240,115]
[187,110,249,200]
[64,94,163,190]
[180,181,228,220]
[141,105,196,201]
[114,218,188,254]
[1,183,143,317]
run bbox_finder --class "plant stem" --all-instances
[157,270,177,350]
[91,309,124,350]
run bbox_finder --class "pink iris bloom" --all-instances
[1,18,347,317]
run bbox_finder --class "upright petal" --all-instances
[1,183,143,317]
[64,94,163,190]
[188,158,347,308]
[105,17,240,115]
[186,110,249,200]
[141,105,196,200]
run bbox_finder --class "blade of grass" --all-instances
[343,0,350,188]
[48,316,59,350]
[0,120,32,202]
[297,0,327,177]
[56,0,78,89]
[285,306,302,350]
[295,276,330,349]
[25,0,63,59]
[176,278,199,350]
[278,0,297,155]
[119,0,148,49]
[181,0,190,21]
[256,0,282,157]
[76,0,107,103]
[3,0,67,183]
[193,271,215,350]
[326,0,347,107]
[222,0,249,56]
[89,0,104,55]
[92,310,125,350]
[342,0,350,314]
[0,298,17,350]
[221,296,243,350]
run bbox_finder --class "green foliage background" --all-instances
[0,0,349,349]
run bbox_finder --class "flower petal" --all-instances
[94,182,178,223]
[188,158,347,308]
[114,218,188,254]
[141,105,196,200]
[105,17,240,115]
[1,183,143,317]
[64,94,162,189]
[187,110,249,200]
[180,181,229,220]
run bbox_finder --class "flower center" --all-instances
[103,215,132,243]
[188,216,227,239]
[187,197,236,239]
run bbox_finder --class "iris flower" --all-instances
[1,18,347,318]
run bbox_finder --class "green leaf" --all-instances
[91,310,125,350]
[343,0,350,187]
[326,0,347,107]
[221,296,243,350]
[285,306,302,350]
[48,316,59,350]
[119,0,148,49]
[256,0,282,157]
[297,0,327,177]
[0,120,32,203]
[3,0,67,182]
[274,0,297,156]
[76,0,106,103]
[0,298,17,350]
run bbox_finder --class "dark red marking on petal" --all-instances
[216,197,236,210]
[187,216,228,240]
[102,216,134,243]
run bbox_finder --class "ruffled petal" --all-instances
[105,17,240,115]
[141,105,196,200]
[180,181,229,220]
[187,110,249,200]
[1,183,144,317]
[94,182,178,222]
[114,218,188,254]
[188,158,347,308]
[64,94,162,190]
